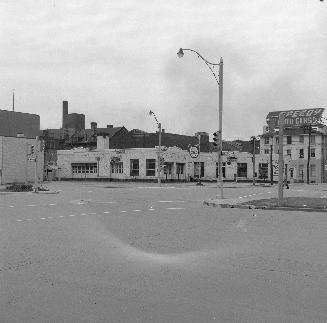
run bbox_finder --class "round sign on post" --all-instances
[189,145,199,158]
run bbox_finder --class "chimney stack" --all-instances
[91,122,97,136]
[91,122,97,130]
[62,101,68,129]
[107,124,113,128]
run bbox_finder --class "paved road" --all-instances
[1,181,327,322]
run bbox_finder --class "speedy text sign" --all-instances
[266,108,324,127]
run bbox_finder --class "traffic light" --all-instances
[213,131,220,146]
[30,145,35,155]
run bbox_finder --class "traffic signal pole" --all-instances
[218,58,224,199]
[278,114,285,206]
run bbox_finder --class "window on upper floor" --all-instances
[299,149,304,158]
[264,149,270,154]
[264,137,269,145]
[310,148,316,158]
[310,135,316,145]
[287,136,292,144]
[299,135,304,143]
[287,149,291,157]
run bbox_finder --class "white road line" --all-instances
[89,212,97,215]
[49,203,56,206]
[149,209,155,211]
[121,211,127,213]
[27,204,36,207]
[9,205,14,208]
[69,214,76,217]
[167,207,185,210]
[16,219,23,222]
[40,217,46,220]
[58,215,65,218]
[159,200,186,203]
[133,210,141,212]
[103,211,110,214]
[81,213,87,215]
[239,197,243,199]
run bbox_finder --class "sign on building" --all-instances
[188,145,199,158]
[266,108,324,128]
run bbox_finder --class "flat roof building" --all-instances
[0,109,40,138]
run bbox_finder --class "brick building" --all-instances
[261,108,327,183]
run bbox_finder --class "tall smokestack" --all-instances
[62,101,68,128]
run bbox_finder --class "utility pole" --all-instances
[148,110,162,186]
[251,136,256,186]
[158,122,162,186]
[306,124,312,184]
[268,118,275,186]
[278,113,285,206]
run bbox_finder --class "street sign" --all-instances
[188,145,199,158]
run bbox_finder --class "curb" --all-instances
[204,200,327,212]
[34,190,60,194]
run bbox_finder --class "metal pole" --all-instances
[25,140,28,184]
[218,57,224,199]
[307,125,311,184]
[278,113,285,206]
[158,123,162,186]
[252,137,256,186]
[198,134,201,184]
[270,143,273,185]
[34,156,38,192]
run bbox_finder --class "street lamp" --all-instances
[149,110,162,185]
[177,48,224,198]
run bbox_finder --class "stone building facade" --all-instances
[56,137,283,183]
[0,136,44,184]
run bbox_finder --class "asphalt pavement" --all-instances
[1,181,327,322]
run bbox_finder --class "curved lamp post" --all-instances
[149,110,162,185]
[177,48,224,198]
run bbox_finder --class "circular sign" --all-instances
[189,145,199,158]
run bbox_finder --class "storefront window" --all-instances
[130,159,139,176]
[111,162,123,174]
[237,163,247,178]
[146,159,156,176]
[72,163,97,174]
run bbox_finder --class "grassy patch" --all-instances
[241,197,327,209]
